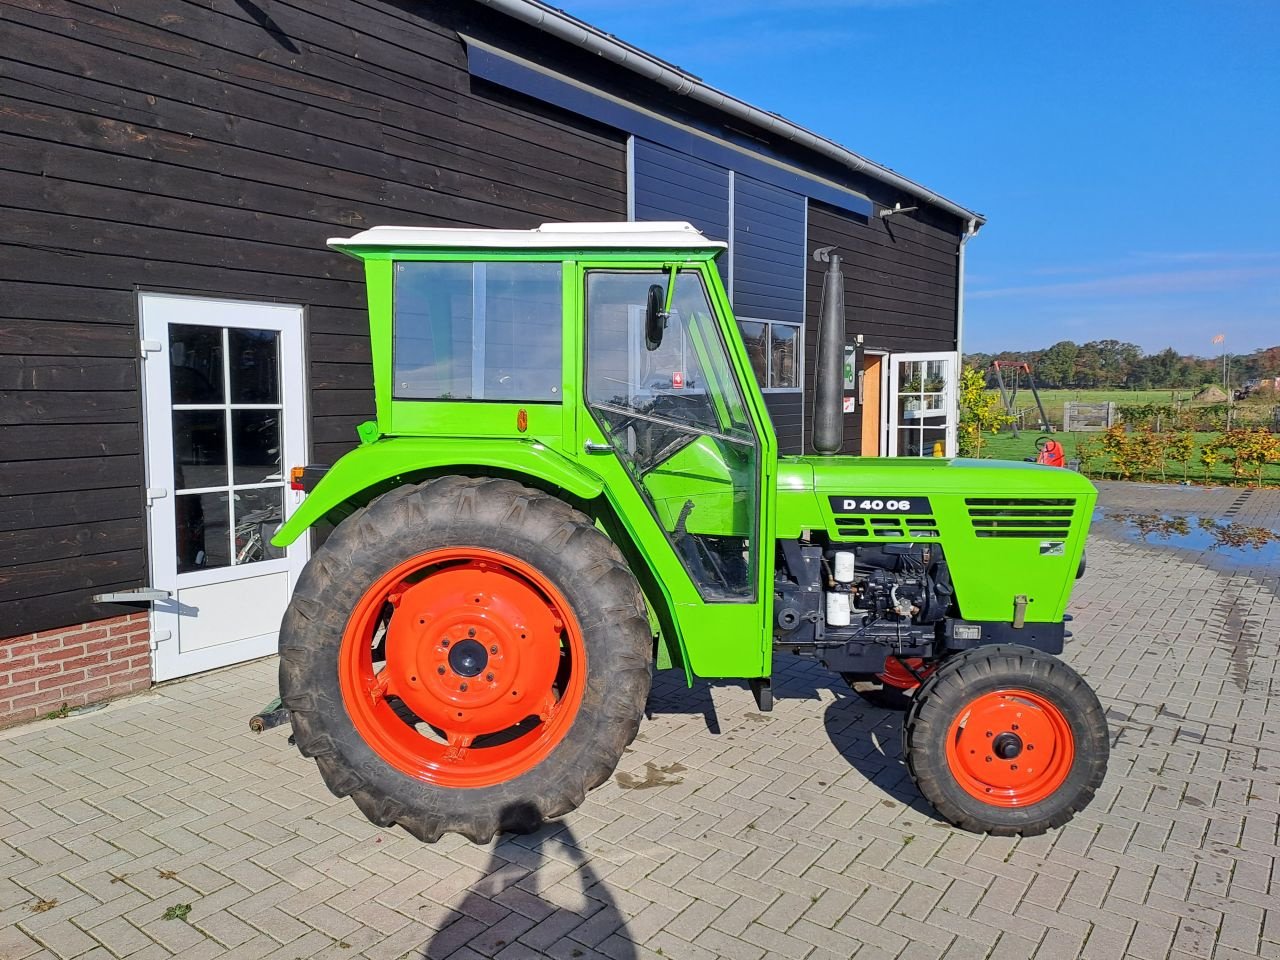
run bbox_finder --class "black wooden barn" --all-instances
[0,0,983,720]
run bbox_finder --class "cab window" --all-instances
[393,261,562,401]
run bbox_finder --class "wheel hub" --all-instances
[448,638,488,677]
[382,561,561,737]
[992,731,1023,759]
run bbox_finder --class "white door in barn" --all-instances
[140,294,309,682]
[886,351,959,458]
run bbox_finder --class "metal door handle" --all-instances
[583,440,611,454]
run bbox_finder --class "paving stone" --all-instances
[1,482,1277,958]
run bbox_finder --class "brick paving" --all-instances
[2,481,1278,960]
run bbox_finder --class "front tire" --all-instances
[903,645,1108,836]
[279,476,652,843]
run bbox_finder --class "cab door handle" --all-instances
[583,441,611,454]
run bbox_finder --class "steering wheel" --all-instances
[1035,435,1053,452]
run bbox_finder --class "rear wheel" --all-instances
[903,645,1107,835]
[280,476,652,843]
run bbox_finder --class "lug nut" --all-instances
[437,666,446,675]
[468,628,476,638]
[459,683,469,692]
[490,645,498,655]
[442,638,450,648]
[486,672,494,682]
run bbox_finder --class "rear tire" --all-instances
[279,476,652,843]
[903,645,1107,836]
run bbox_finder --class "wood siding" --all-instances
[763,393,804,456]
[0,0,627,636]
[732,176,806,327]
[803,201,960,455]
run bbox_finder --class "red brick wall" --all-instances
[0,613,151,728]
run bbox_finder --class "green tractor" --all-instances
[272,221,1108,843]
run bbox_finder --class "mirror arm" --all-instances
[662,264,679,315]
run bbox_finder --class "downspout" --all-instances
[952,217,981,458]
[955,217,981,360]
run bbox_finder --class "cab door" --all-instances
[574,262,776,678]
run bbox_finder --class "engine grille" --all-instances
[965,498,1076,538]
[833,515,939,540]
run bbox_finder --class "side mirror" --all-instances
[644,283,667,351]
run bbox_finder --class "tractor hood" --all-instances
[775,455,1097,625]
[775,454,1098,539]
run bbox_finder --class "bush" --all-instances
[957,368,1012,458]
[1203,428,1280,487]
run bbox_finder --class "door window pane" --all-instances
[228,329,280,403]
[173,410,227,489]
[231,410,281,485]
[394,261,562,401]
[170,324,224,403]
[234,488,285,564]
[771,324,799,388]
[739,320,768,387]
[176,491,230,572]
[585,269,759,601]
[921,428,947,457]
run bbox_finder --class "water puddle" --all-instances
[614,761,686,790]
[1102,511,1280,566]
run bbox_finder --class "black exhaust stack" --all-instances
[812,253,845,455]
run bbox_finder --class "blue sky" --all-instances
[560,0,1279,357]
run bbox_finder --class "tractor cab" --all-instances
[271,222,1107,844]
[276,222,779,678]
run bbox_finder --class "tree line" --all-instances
[964,340,1280,390]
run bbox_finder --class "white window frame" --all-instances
[738,316,803,393]
[886,350,959,458]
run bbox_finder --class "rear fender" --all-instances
[271,438,604,547]
[271,438,694,683]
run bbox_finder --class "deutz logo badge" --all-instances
[1040,542,1066,556]
[829,495,931,515]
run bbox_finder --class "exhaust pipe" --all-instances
[812,253,846,455]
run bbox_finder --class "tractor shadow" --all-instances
[778,660,946,823]
[642,659,946,823]
[815,685,946,823]
[421,801,637,959]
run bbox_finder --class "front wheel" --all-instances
[903,645,1108,836]
[279,476,652,843]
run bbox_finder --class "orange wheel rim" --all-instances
[879,656,931,691]
[338,548,586,788]
[944,689,1075,807]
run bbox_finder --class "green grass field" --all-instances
[977,430,1280,486]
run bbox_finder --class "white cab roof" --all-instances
[328,221,726,253]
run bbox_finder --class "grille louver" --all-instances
[965,498,1076,538]
[833,514,939,540]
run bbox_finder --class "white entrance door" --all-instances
[887,352,959,458]
[141,294,309,681]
